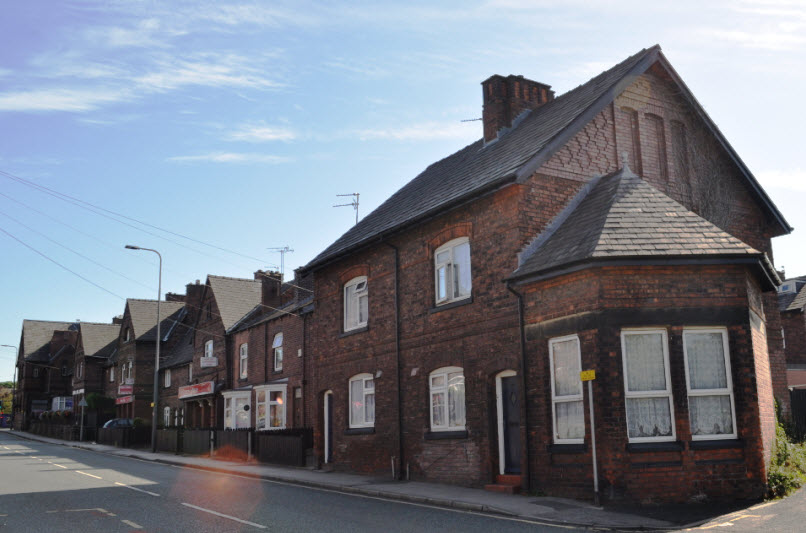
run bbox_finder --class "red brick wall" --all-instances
[520,265,769,502]
[782,310,806,366]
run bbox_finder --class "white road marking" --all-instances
[182,503,266,529]
[114,481,160,497]
[53,463,67,468]
[76,470,102,479]
[121,519,143,528]
[750,501,778,510]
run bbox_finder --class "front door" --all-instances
[501,375,521,474]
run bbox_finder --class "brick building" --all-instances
[104,299,185,421]
[298,45,791,502]
[71,321,120,424]
[14,320,78,428]
[779,276,806,388]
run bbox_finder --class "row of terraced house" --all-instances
[12,45,806,503]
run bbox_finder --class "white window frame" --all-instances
[349,373,375,428]
[549,335,584,444]
[343,276,368,332]
[164,368,171,388]
[124,328,131,342]
[254,384,287,430]
[621,328,676,443]
[109,366,115,382]
[683,328,737,440]
[239,343,248,379]
[33,367,39,378]
[223,390,252,430]
[204,340,213,358]
[429,366,466,432]
[163,406,171,426]
[434,237,472,305]
[272,333,283,372]
[187,363,192,383]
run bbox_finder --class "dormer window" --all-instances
[434,238,472,305]
[344,276,368,332]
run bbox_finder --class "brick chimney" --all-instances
[482,74,554,143]
[165,292,186,303]
[255,270,283,308]
[185,279,205,321]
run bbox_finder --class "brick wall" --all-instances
[520,265,769,502]
[782,310,806,366]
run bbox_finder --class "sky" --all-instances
[1,0,805,381]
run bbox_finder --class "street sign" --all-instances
[580,369,596,381]
[78,399,88,408]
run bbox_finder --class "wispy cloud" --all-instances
[353,121,478,142]
[708,29,806,51]
[225,123,296,142]
[167,152,292,164]
[136,53,283,92]
[0,88,130,112]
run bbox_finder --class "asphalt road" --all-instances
[0,431,574,532]
[691,486,806,532]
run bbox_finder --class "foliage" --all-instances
[768,402,806,499]
[132,417,145,428]
[85,392,115,413]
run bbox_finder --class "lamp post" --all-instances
[1,345,17,428]
[125,245,161,453]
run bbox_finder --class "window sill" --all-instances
[689,438,743,450]
[344,427,375,436]
[626,441,683,453]
[340,326,368,338]
[429,296,473,314]
[238,378,248,383]
[548,443,587,454]
[425,430,468,440]
[272,370,283,375]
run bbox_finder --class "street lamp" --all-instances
[125,245,161,453]
[1,345,17,428]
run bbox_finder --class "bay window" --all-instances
[683,328,736,439]
[621,329,675,442]
[223,391,251,429]
[549,335,584,443]
[255,384,287,430]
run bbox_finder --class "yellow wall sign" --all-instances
[580,370,596,381]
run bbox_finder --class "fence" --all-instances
[96,426,150,448]
[28,422,79,441]
[156,428,182,453]
[255,429,312,467]
[183,429,214,456]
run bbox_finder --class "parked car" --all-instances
[102,418,133,429]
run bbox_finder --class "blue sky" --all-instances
[2,0,805,381]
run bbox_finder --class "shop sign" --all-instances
[178,381,214,399]
[200,357,218,368]
[118,385,134,395]
[115,395,134,405]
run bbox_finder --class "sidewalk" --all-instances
[4,429,752,530]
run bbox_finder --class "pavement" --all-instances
[2,428,761,531]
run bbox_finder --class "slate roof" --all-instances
[78,322,120,358]
[783,284,806,312]
[509,167,764,282]
[126,299,185,342]
[208,275,263,332]
[303,45,789,272]
[162,328,195,369]
[20,320,77,363]
[230,295,314,334]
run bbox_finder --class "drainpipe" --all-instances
[384,241,404,480]
[506,282,531,492]
[264,322,269,384]
[302,311,307,427]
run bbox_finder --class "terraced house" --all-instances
[10,45,794,504]
[300,44,790,502]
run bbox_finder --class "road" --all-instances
[691,486,806,532]
[0,431,573,532]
